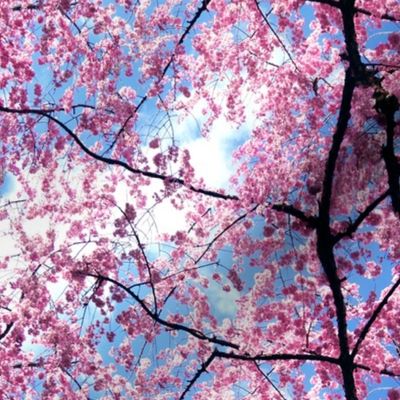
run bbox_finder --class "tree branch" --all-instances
[254,362,287,400]
[77,271,240,350]
[0,199,26,208]
[354,363,400,377]
[380,93,400,215]
[306,0,400,22]
[12,361,41,368]
[254,1,299,71]
[179,349,217,400]
[12,3,39,11]
[214,349,340,365]
[195,205,258,264]
[161,0,211,81]
[316,11,358,394]
[354,7,400,23]
[272,203,317,228]
[351,276,400,360]
[112,201,158,314]
[319,68,355,225]
[0,322,13,341]
[0,106,238,201]
[178,348,341,399]
[103,0,211,151]
[333,189,390,243]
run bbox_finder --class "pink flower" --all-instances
[149,138,160,149]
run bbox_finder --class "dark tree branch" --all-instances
[61,367,83,391]
[161,0,211,81]
[112,201,158,314]
[179,347,342,399]
[333,189,390,243]
[103,0,211,152]
[12,3,39,11]
[306,0,400,22]
[351,276,400,360]
[355,363,400,377]
[319,68,355,226]
[77,271,240,350]
[0,106,238,201]
[102,114,134,155]
[354,7,400,22]
[272,203,317,228]
[306,0,341,7]
[316,6,359,393]
[341,0,366,80]
[0,106,319,228]
[179,349,217,400]
[214,349,340,364]
[254,362,287,400]
[12,361,41,368]
[0,322,13,341]
[380,96,400,214]
[254,1,299,71]
[195,205,259,264]
[0,199,26,208]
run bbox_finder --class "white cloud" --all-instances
[206,280,240,317]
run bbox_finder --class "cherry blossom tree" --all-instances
[0,0,400,398]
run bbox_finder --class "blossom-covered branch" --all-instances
[77,271,240,350]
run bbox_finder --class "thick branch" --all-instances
[351,276,400,359]
[316,43,357,399]
[319,69,355,225]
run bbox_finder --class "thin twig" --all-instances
[112,201,158,314]
[195,205,258,264]
[254,2,299,71]
[333,189,390,243]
